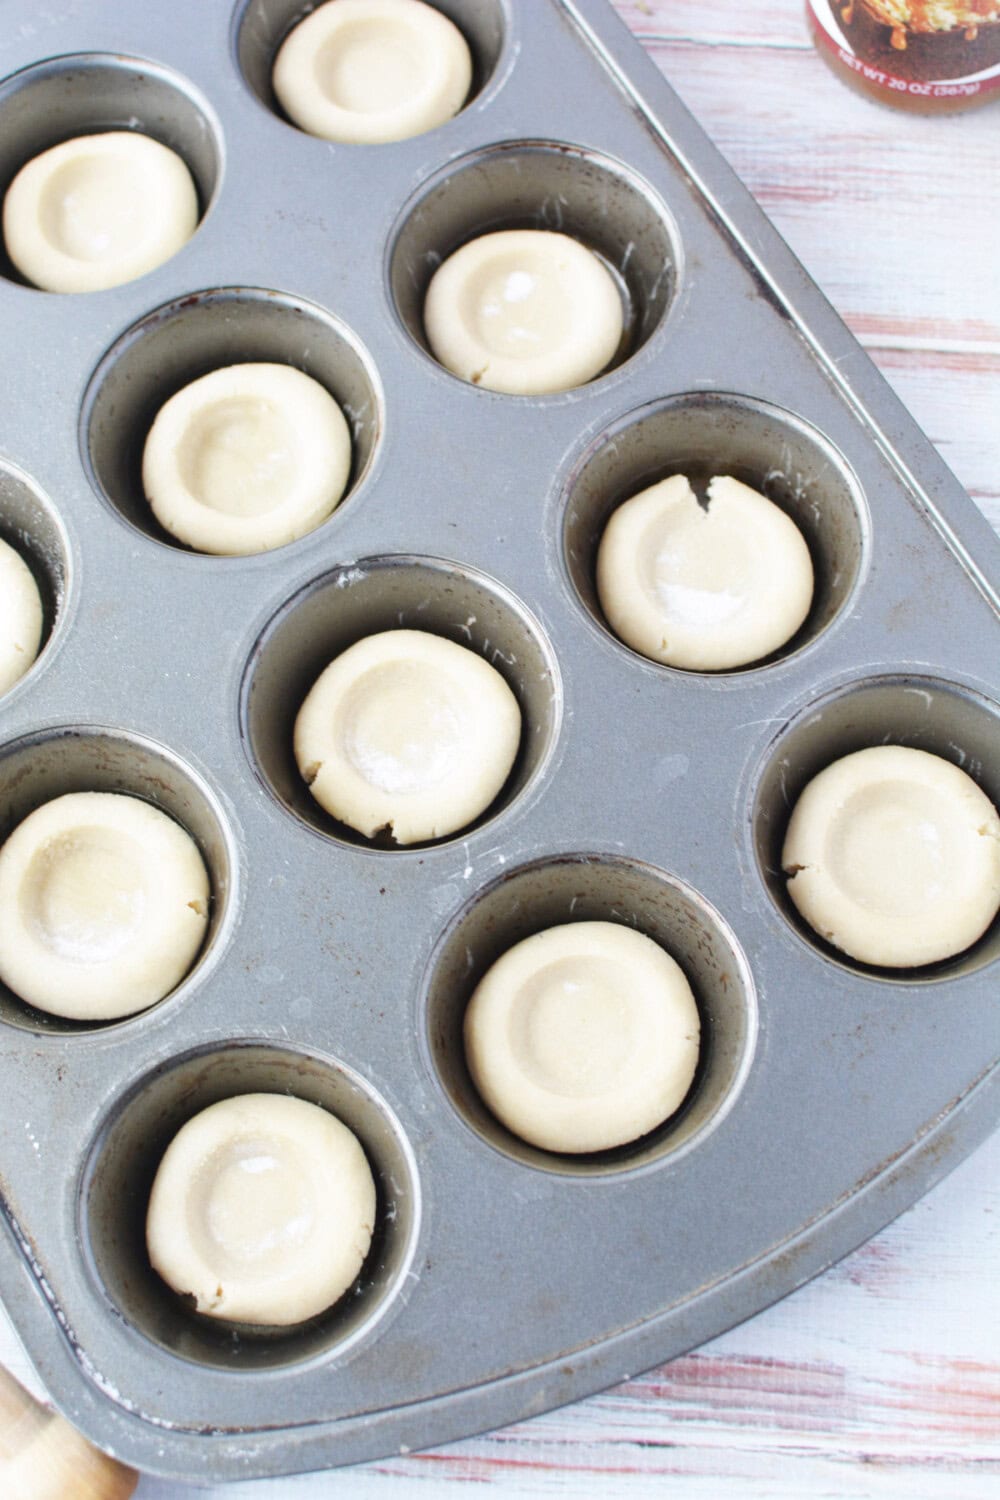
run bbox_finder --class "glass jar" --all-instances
[806,2,1000,110]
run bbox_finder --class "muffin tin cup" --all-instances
[81,287,383,550]
[0,52,222,288]
[240,553,561,849]
[79,1041,421,1371]
[0,0,997,1481]
[0,459,70,697]
[561,391,870,673]
[235,0,513,132]
[422,853,757,1176]
[0,725,237,1033]
[751,673,1000,983]
[388,138,680,388]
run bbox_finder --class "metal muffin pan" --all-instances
[0,0,998,1481]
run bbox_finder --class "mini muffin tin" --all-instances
[0,0,997,1482]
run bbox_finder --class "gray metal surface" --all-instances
[0,0,997,1481]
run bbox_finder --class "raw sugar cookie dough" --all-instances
[0,791,209,1020]
[142,363,352,555]
[783,745,1000,968]
[0,536,43,695]
[597,475,814,671]
[146,1094,376,1326]
[424,230,624,395]
[273,0,472,144]
[3,132,198,294]
[464,921,701,1154]
[295,628,521,844]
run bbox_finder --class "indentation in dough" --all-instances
[22,829,146,963]
[463,256,574,358]
[39,153,147,263]
[316,21,423,113]
[177,397,296,517]
[509,956,638,1097]
[339,661,465,794]
[189,1138,316,1278]
[826,782,960,919]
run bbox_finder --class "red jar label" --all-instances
[808,1,1000,99]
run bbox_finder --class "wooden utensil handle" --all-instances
[0,1362,138,1500]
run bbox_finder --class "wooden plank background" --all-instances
[2,1,997,1494]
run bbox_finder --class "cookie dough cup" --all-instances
[0,791,209,1020]
[3,132,198,294]
[146,1094,376,1326]
[783,745,1000,968]
[597,474,814,671]
[464,921,701,1154]
[142,363,352,555]
[0,537,43,695]
[424,229,624,395]
[273,0,472,144]
[295,628,521,843]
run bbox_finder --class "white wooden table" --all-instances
[3,2,997,1493]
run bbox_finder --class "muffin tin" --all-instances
[0,0,998,1482]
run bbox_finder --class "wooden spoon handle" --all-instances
[0,1362,138,1500]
